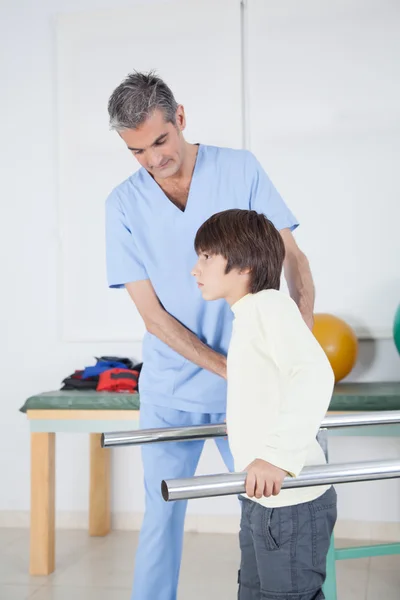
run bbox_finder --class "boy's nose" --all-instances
[191,262,200,277]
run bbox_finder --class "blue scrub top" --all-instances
[105,144,298,413]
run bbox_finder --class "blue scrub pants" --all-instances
[131,403,234,600]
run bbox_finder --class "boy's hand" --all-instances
[244,459,287,498]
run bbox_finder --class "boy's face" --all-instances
[191,253,250,305]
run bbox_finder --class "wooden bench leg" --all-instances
[89,433,111,536]
[30,432,56,575]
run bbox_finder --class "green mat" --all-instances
[20,391,140,413]
[19,382,400,414]
[329,382,400,410]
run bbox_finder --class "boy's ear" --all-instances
[240,267,251,275]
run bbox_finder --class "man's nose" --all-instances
[148,149,163,168]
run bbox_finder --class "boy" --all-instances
[191,209,337,600]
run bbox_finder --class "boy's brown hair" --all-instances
[194,209,285,293]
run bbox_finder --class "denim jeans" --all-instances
[238,486,337,599]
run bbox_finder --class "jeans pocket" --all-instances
[262,507,281,551]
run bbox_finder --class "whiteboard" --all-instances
[246,0,400,338]
[56,1,243,342]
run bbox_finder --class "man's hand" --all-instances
[303,313,314,331]
[244,459,288,499]
[221,356,227,380]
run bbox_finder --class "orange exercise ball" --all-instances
[312,313,358,382]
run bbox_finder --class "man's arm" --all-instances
[125,280,227,379]
[280,228,315,330]
[243,152,314,328]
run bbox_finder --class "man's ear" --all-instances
[240,267,251,275]
[175,105,186,131]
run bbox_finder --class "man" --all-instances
[105,70,315,600]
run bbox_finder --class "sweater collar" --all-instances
[231,293,253,317]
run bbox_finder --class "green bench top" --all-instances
[20,391,140,413]
[19,382,400,414]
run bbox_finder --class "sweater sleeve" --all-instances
[254,295,334,477]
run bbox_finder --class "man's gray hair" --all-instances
[108,70,179,131]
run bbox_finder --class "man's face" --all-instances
[119,107,186,180]
[191,253,243,302]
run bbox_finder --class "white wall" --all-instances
[1,0,400,538]
[247,0,400,339]
[56,1,242,343]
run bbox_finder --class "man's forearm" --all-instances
[283,249,315,329]
[148,310,227,379]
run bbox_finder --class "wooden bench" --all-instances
[21,391,139,576]
[21,382,400,582]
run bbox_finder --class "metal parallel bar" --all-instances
[323,411,400,428]
[101,423,227,448]
[161,459,400,502]
[101,410,400,448]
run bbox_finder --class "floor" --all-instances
[0,528,399,599]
